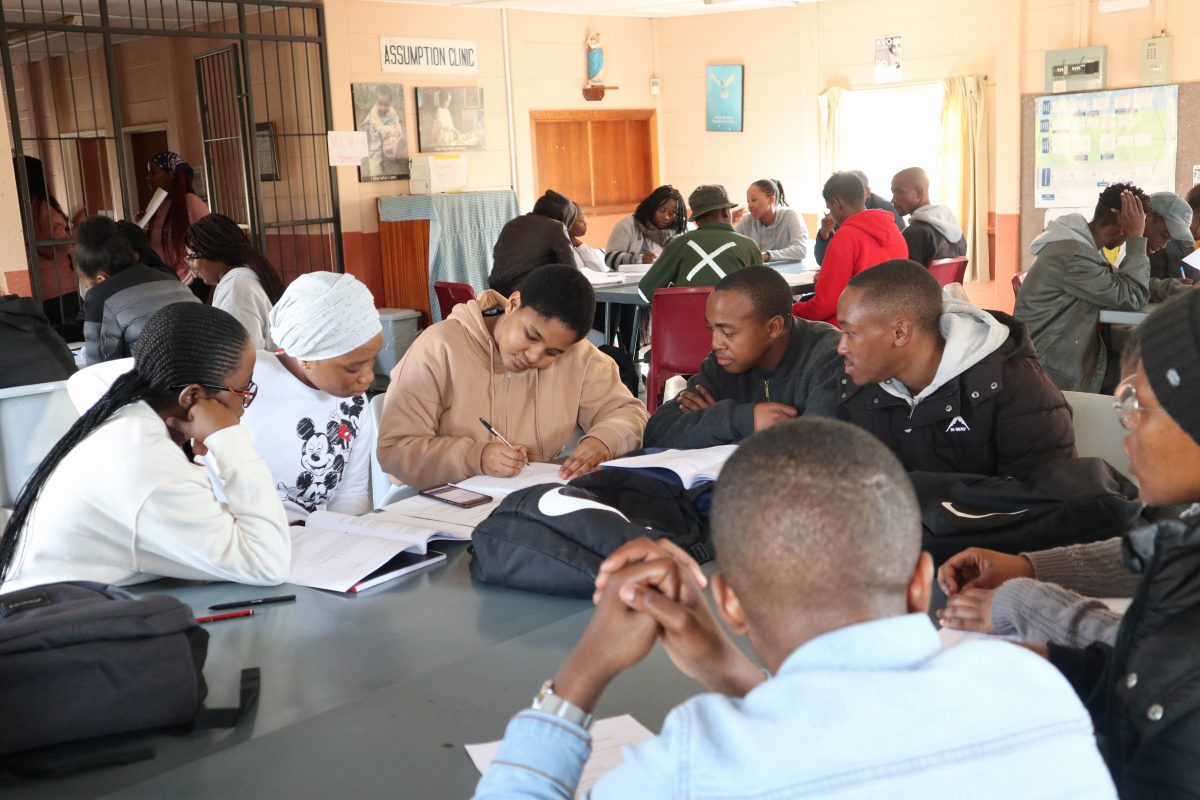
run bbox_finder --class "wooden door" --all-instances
[76,138,114,217]
[130,130,169,217]
[531,110,657,215]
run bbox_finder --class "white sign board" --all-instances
[874,36,902,84]
[380,37,479,74]
[1033,85,1178,209]
[327,131,369,167]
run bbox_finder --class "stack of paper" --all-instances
[581,271,628,286]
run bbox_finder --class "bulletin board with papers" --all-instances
[1033,85,1178,209]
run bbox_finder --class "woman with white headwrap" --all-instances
[236,272,383,521]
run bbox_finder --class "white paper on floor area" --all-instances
[467,714,654,797]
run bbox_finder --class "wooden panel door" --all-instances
[590,119,651,211]
[532,120,592,208]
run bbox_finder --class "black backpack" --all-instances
[0,582,258,776]
[911,457,1144,565]
[469,473,712,598]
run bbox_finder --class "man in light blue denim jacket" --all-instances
[474,418,1116,799]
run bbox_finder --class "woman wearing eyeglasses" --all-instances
[937,292,1200,798]
[0,303,291,593]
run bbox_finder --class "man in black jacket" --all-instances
[835,259,1075,480]
[643,267,841,449]
[0,295,76,389]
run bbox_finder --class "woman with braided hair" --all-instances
[185,213,285,350]
[0,302,290,593]
[144,152,210,294]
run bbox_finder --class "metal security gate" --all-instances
[0,0,342,321]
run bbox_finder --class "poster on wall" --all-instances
[1033,84,1178,209]
[416,87,485,152]
[874,36,902,84]
[352,82,409,182]
[706,65,743,133]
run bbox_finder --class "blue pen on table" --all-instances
[208,594,296,611]
[479,417,529,463]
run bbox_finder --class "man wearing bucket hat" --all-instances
[1148,191,1199,284]
[637,184,762,303]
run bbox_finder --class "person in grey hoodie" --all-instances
[890,167,967,265]
[1015,184,1159,394]
[836,259,1074,480]
[643,267,841,449]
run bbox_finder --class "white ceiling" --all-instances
[375,0,822,18]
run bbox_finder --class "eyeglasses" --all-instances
[180,379,259,409]
[184,252,200,262]
[1113,376,1166,430]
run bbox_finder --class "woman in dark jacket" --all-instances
[75,215,198,365]
[488,189,578,297]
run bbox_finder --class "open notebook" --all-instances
[600,445,737,489]
[287,508,468,593]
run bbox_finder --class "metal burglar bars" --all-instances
[0,0,343,323]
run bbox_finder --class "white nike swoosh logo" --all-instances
[940,502,1029,520]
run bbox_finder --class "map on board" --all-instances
[1034,85,1177,209]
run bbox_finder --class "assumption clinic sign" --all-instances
[380,37,479,75]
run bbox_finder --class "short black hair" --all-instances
[1185,183,1200,213]
[74,215,138,279]
[633,185,687,235]
[516,265,596,341]
[846,259,942,334]
[1094,182,1150,227]
[712,418,920,621]
[714,266,792,322]
[822,171,865,208]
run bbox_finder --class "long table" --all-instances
[5,544,706,799]
[593,267,820,354]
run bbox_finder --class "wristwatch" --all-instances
[532,680,594,731]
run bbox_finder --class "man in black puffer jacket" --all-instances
[835,259,1075,481]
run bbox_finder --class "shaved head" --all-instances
[891,167,930,216]
[711,418,921,628]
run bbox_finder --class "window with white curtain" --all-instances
[833,82,946,202]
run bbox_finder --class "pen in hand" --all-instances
[479,417,529,464]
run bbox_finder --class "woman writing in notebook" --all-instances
[0,303,291,593]
[604,185,688,271]
[377,265,647,490]
[735,179,810,263]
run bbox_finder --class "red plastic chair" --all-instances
[1011,271,1026,299]
[433,281,476,320]
[646,287,714,413]
[927,256,968,288]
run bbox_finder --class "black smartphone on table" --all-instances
[418,484,493,508]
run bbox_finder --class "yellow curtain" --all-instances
[817,87,843,187]
[940,75,989,283]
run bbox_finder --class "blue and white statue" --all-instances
[586,31,604,86]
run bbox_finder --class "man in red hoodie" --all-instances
[793,172,908,327]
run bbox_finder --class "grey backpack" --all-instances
[0,581,257,775]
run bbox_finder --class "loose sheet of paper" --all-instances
[327,130,369,166]
[466,714,654,798]
[454,462,567,497]
[382,494,497,530]
[601,444,737,488]
[288,525,406,593]
[1183,247,1200,272]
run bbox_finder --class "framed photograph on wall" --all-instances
[255,122,279,181]
[706,65,744,132]
[416,87,486,152]
[352,82,409,181]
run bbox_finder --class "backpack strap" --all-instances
[192,667,261,729]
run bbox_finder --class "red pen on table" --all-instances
[195,610,254,624]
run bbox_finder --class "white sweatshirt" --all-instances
[213,267,274,351]
[67,353,374,523]
[2,402,291,592]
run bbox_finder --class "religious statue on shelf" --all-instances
[586,31,604,86]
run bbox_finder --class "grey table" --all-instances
[1099,304,1158,326]
[4,544,706,800]
[594,268,819,355]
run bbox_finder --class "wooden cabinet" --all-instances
[531,110,658,215]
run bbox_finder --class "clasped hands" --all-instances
[551,538,764,714]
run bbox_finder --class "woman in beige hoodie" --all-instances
[378,265,648,490]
